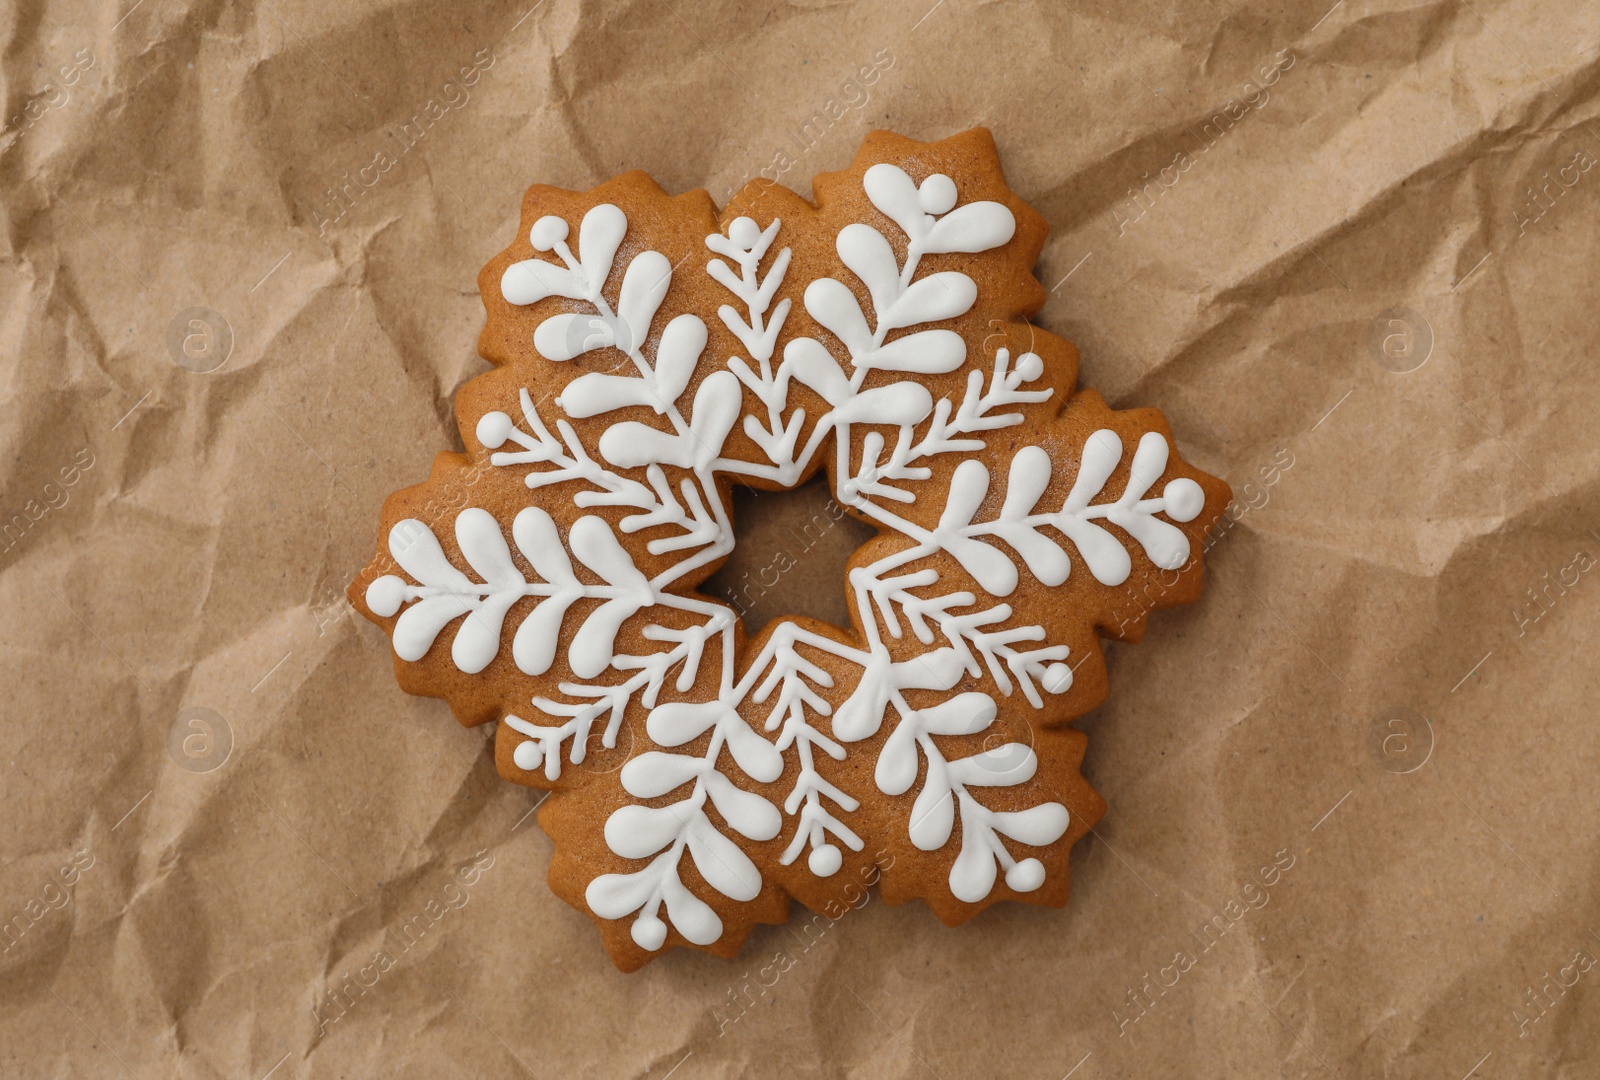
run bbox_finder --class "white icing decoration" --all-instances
[373,168,1207,948]
[872,688,1070,900]
[366,507,656,681]
[586,694,783,948]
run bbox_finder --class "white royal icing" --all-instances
[370,167,1206,949]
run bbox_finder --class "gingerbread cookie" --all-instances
[351,129,1230,971]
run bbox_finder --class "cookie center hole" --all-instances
[702,474,876,635]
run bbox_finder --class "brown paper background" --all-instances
[3,1,1597,1076]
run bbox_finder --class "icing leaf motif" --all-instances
[389,518,471,590]
[991,803,1070,847]
[948,744,1037,787]
[501,258,586,306]
[511,587,573,676]
[862,163,927,241]
[571,515,651,593]
[722,713,784,783]
[874,713,921,796]
[949,800,999,903]
[921,201,1016,254]
[534,311,614,361]
[704,771,782,841]
[908,754,954,850]
[652,313,709,409]
[686,814,764,900]
[508,512,585,672]
[934,460,1019,596]
[990,447,1070,586]
[451,590,517,673]
[597,372,743,471]
[881,271,977,331]
[617,250,672,352]
[1001,446,1053,521]
[568,592,646,677]
[723,716,784,787]
[605,803,688,859]
[393,595,474,663]
[378,515,535,672]
[832,657,894,743]
[837,223,900,317]
[834,647,966,743]
[864,329,966,375]
[568,515,653,678]
[1034,429,1201,585]
[1099,432,1192,570]
[558,372,659,418]
[660,869,722,944]
[1056,431,1135,586]
[511,507,577,587]
[684,371,743,468]
[646,700,724,747]
[919,692,997,737]
[779,337,851,405]
[598,423,689,469]
[1065,430,1123,512]
[832,384,934,427]
[804,278,874,356]
[586,863,662,919]
[620,752,703,798]
[578,203,627,294]
[946,796,1069,903]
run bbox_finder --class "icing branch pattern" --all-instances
[876,690,1068,901]
[365,162,1209,951]
[753,624,863,876]
[706,218,805,474]
[846,348,1051,505]
[908,430,1207,598]
[586,694,783,950]
[365,507,655,680]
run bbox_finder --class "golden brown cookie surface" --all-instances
[351,129,1230,971]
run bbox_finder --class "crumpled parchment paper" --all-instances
[3,1,1597,1077]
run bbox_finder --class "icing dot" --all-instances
[808,844,843,877]
[917,173,958,215]
[512,740,542,771]
[1015,352,1044,382]
[1006,858,1046,893]
[365,575,406,618]
[529,216,569,252]
[632,914,668,951]
[1042,662,1073,694]
[476,411,513,449]
[728,216,760,250]
[1162,478,1205,522]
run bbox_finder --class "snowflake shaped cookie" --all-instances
[351,129,1231,970]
